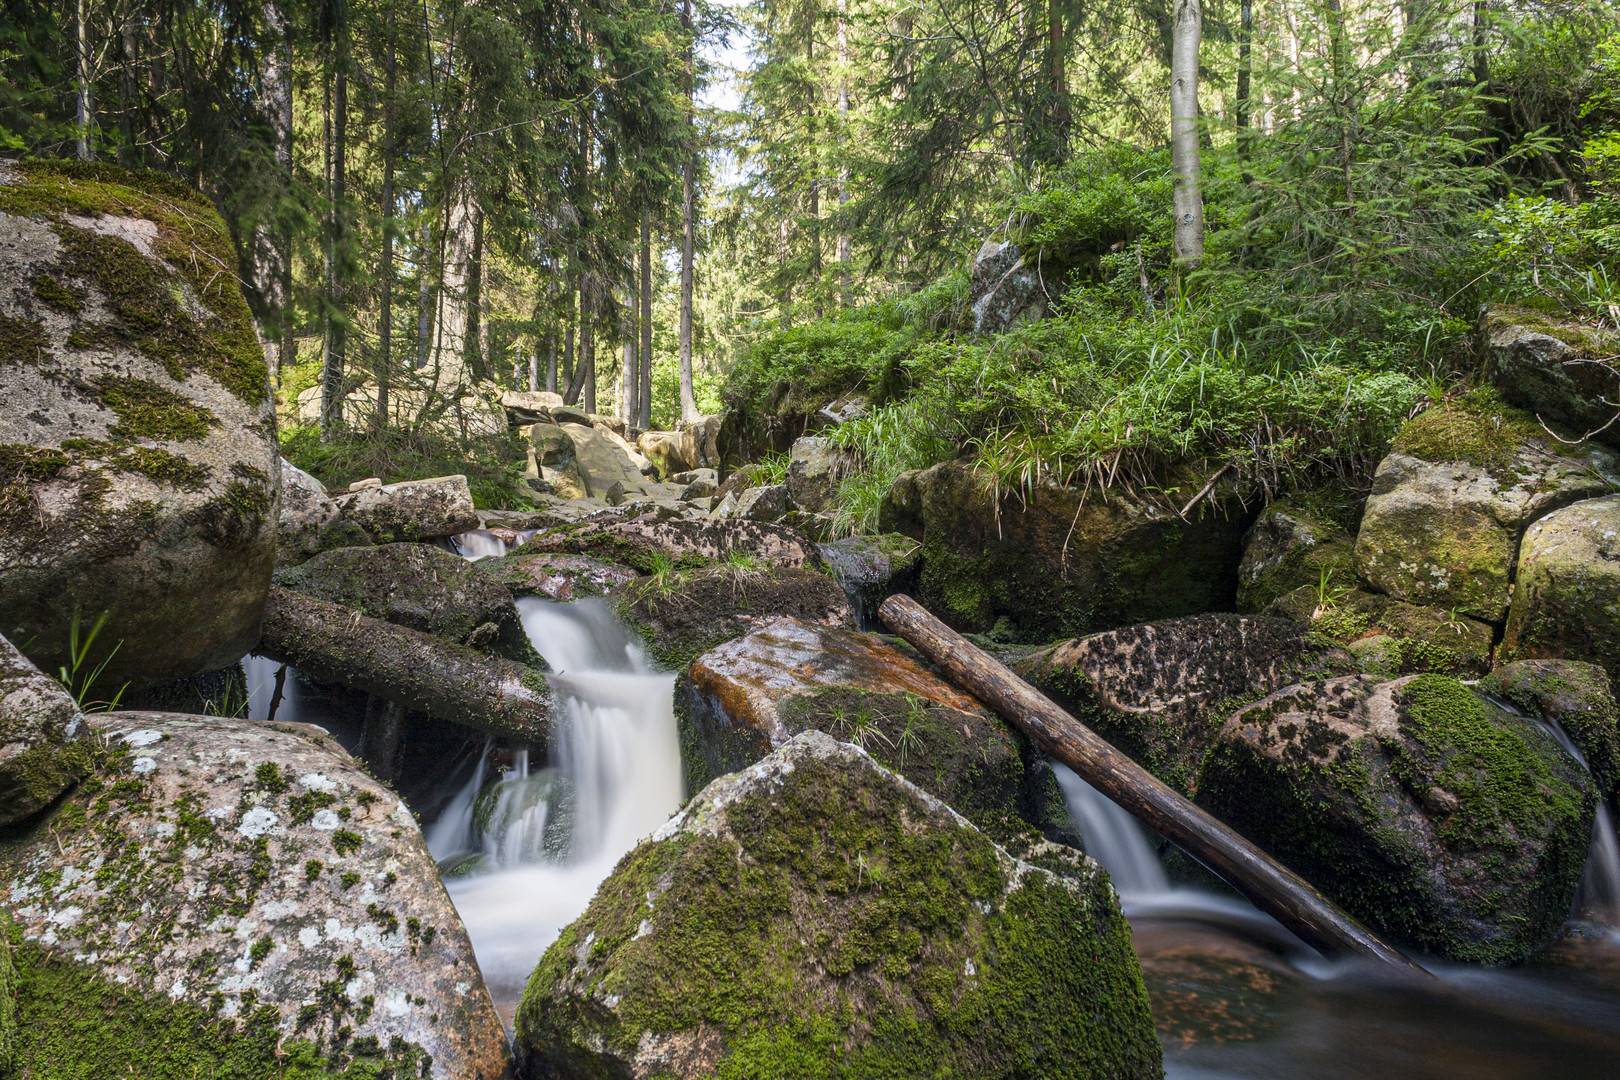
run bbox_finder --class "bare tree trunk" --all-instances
[248,1,294,379]
[75,0,92,160]
[620,284,637,426]
[678,0,700,423]
[563,274,576,391]
[836,0,851,305]
[377,16,397,430]
[320,29,350,437]
[466,210,486,383]
[545,331,557,392]
[433,174,478,392]
[1048,0,1070,152]
[639,200,653,430]
[1237,0,1252,135]
[1170,0,1205,268]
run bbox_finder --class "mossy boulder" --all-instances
[331,474,481,544]
[1481,660,1619,806]
[0,160,279,690]
[1502,495,1620,687]
[1480,305,1620,450]
[1236,501,1356,614]
[0,711,511,1078]
[879,460,1253,642]
[676,617,1071,848]
[277,457,371,568]
[617,564,853,672]
[1275,587,1495,679]
[0,632,92,826]
[1018,614,1357,795]
[525,514,824,572]
[474,551,640,602]
[1351,392,1620,622]
[515,731,1161,1080]
[818,533,922,626]
[1197,674,1595,964]
[276,542,533,662]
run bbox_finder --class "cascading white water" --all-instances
[244,653,299,724]
[1053,762,1169,896]
[450,530,511,560]
[435,596,683,1015]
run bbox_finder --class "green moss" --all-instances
[107,446,212,491]
[1393,388,1578,470]
[331,830,362,857]
[94,375,219,442]
[0,312,50,364]
[32,273,84,313]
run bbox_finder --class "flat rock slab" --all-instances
[475,551,640,601]
[333,474,481,544]
[0,711,510,1079]
[524,515,823,572]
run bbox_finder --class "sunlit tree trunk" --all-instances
[377,15,397,430]
[639,201,653,430]
[836,0,851,305]
[1170,0,1204,268]
[678,0,699,422]
[75,0,92,160]
[433,174,478,392]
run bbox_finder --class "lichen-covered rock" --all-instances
[1,711,511,1078]
[879,460,1253,641]
[554,422,654,500]
[1269,586,1495,678]
[676,616,1070,846]
[1481,305,1620,450]
[475,551,640,602]
[276,543,532,662]
[0,633,91,826]
[1198,674,1594,964]
[1352,393,1620,621]
[1481,659,1619,805]
[716,483,791,523]
[818,532,922,625]
[1236,501,1356,614]
[1019,614,1357,794]
[276,457,371,568]
[968,239,1048,334]
[618,565,852,672]
[785,436,852,514]
[0,160,279,690]
[332,473,481,544]
[525,514,824,572]
[1502,495,1620,686]
[515,731,1160,1080]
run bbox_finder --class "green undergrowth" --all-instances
[279,423,535,511]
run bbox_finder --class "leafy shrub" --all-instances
[280,423,535,510]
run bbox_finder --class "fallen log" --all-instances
[259,586,551,742]
[878,593,1428,975]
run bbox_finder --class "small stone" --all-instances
[348,477,383,493]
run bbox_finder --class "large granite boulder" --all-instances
[1482,659,1619,805]
[275,457,372,568]
[1,711,510,1078]
[525,515,824,572]
[332,473,481,544]
[1481,305,1620,450]
[1198,674,1594,964]
[880,460,1253,642]
[617,565,853,672]
[1019,614,1357,793]
[0,159,279,689]
[968,239,1048,334]
[1502,494,1620,687]
[1271,586,1496,679]
[677,617,1071,847]
[0,633,91,826]
[785,435,852,513]
[1236,500,1356,614]
[515,731,1161,1080]
[1352,392,1620,621]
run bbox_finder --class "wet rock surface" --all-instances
[1019,613,1358,793]
[0,711,511,1078]
[1198,673,1595,964]
[0,633,91,826]
[515,730,1160,1080]
[1502,494,1620,687]
[677,617,1069,845]
[1482,659,1620,805]
[474,550,640,602]
[332,473,481,545]
[0,160,279,690]
[819,532,922,626]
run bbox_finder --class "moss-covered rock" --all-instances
[1197,674,1595,964]
[277,456,371,568]
[818,532,922,626]
[1274,587,1495,678]
[515,731,1161,1080]
[879,460,1253,642]
[0,160,279,691]
[617,563,853,672]
[0,711,511,1078]
[1481,659,1619,806]
[1501,495,1620,688]
[1018,613,1358,795]
[276,542,533,662]
[473,550,640,602]
[331,474,481,544]
[1236,501,1356,614]
[676,617,1070,848]
[1352,392,1620,622]
[0,633,92,827]
[524,513,824,574]
[1480,305,1620,450]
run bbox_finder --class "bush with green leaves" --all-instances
[279,423,536,511]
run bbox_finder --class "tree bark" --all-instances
[434,173,478,392]
[639,200,654,430]
[377,15,397,430]
[259,587,551,741]
[621,286,637,426]
[249,1,294,378]
[1048,0,1071,153]
[416,224,433,371]
[466,209,487,383]
[75,0,92,160]
[678,0,700,423]
[1236,0,1252,134]
[878,594,1430,975]
[836,0,852,304]
[321,24,350,437]
[1170,0,1204,268]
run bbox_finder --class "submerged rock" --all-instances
[0,633,91,826]
[1352,393,1620,621]
[1,711,510,1078]
[880,460,1252,641]
[617,565,852,672]
[515,731,1160,1080]
[0,159,279,690]
[1198,674,1595,964]
[276,457,372,568]
[1019,614,1357,793]
[1502,494,1620,686]
[677,617,1069,846]
[525,514,823,572]
[332,473,481,544]
[1481,659,1619,805]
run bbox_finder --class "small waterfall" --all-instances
[450,530,510,560]
[1053,762,1169,896]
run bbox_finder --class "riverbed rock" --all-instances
[332,473,481,544]
[0,633,91,826]
[785,435,852,513]
[617,565,853,672]
[275,543,531,661]
[1019,614,1357,793]
[1198,673,1595,964]
[677,617,1071,846]
[1267,586,1495,679]
[275,457,371,568]
[1236,500,1356,614]
[515,730,1161,1080]
[818,533,922,625]
[0,159,280,690]
[879,460,1253,641]
[525,515,824,572]
[1481,305,1620,450]
[1502,495,1620,686]
[475,552,640,602]
[1352,393,1620,621]
[0,711,511,1078]
[968,239,1048,334]
[1481,659,1619,805]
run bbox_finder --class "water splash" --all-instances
[450,530,511,560]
